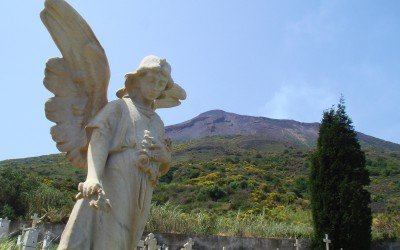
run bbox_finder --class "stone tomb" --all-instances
[145,233,160,250]
[0,217,10,239]
[42,231,52,250]
[21,228,39,250]
[17,214,41,250]
[182,238,194,250]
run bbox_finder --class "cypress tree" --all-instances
[310,97,372,250]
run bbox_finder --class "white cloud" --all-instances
[262,83,338,123]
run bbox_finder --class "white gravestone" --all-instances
[42,231,52,250]
[182,238,194,250]
[137,240,145,249]
[145,233,158,250]
[16,224,26,250]
[30,213,41,228]
[22,228,39,250]
[294,238,301,250]
[17,235,22,249]
[21,214,41,250]
[323,234,331,250]
[0,217,10,239]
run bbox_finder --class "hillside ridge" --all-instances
[166,109,400,151]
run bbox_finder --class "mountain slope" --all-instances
[166,110,400,151]
[0,110,399,223]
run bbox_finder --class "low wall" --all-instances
[8,221,65,242]
[144,233,400,250]
[146,232,309,250]
[7,221,400,250]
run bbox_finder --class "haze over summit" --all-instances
[0,0,399,160]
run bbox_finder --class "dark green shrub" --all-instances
[197,185,227,201]
[239,180,248,189]
[310,98,372,250]
[229,181,239,190]
[0,204,15,219]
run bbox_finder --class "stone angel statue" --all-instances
[41,0,186,249]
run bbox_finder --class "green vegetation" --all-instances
[147,203,398,241]
[146,203,312,238]
[0,239,15,250]
[310,99,371,249]
[0,238,58,250]
[0,154,85,222]
[0,130,399,240]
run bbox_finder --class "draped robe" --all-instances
[58,97,170,250]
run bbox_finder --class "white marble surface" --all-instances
[41,0,185,249]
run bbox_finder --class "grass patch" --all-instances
[146,203,313,238]
[147,203,400,241]
[0,238,58,250]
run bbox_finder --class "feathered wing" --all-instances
[41,0,110,168]
[154,83,187,109]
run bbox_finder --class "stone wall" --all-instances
[7,221,400,250]
[147,232,309,250]
[9,221,65,242]
[147,233,400,250]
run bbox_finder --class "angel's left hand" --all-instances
[149,143,171,163]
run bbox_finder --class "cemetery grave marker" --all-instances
[323,234,331,250]
[16,224,26,249]
[0,217,10,239]
[19,214,42,250]
[22,228,39,250]
[30,213,41,228]
[42,231,52,250]
[145,233,159,250]
[182,238,194,250]
[294,238,301,250]
[137,239,145,249]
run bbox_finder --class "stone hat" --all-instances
[116,55,174,98]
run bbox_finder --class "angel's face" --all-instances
[138,70,169,101]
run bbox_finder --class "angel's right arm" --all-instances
[83,129,108,197]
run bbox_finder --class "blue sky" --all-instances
[0,0,399,160]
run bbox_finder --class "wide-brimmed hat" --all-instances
[116,55,174,98]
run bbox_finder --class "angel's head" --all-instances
[116,55,174,102]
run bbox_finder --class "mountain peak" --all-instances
[166,109,320,146]
[198,109,228,117]
[165,110,400,151]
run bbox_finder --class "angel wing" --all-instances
[41,0,110,168]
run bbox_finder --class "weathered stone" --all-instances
[41,1,185,249]
[0,217,10,239]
